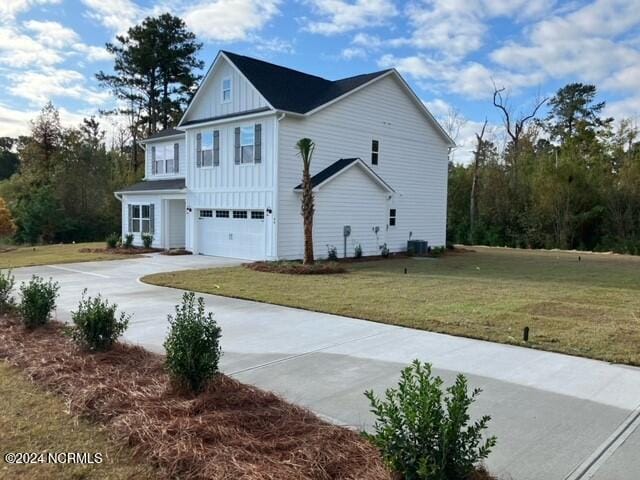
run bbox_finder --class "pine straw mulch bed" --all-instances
[79,246,163,255]
[0,316,392,480]
[246,261,348,275]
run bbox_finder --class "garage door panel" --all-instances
[197,210,265,260]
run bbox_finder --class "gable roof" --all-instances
[294,158,394,193]
[221,51,391,114]
[116,178,185,193]
[179,51,455,147]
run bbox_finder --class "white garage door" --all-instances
[197,209,265,260]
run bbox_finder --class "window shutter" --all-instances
[151,146,156,174]
[128,204,133,232]
[254,124,262,163]
[196,133,202,167]
[234,127,240,164]
[174,143,179,172]
[213,130,220,166]
[149,204,155,234]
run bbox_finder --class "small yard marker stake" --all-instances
[523,326,530,342]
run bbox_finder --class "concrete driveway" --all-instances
[10,254,640,480]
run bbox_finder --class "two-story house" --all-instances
[114,51,454,260]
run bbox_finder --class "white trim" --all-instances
[115,189,185,195]
[140,132,184,144]
[221,76,232,103]
[180,109,275,130]
[295,158,395,194]
[179,52,275,126]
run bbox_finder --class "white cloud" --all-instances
[490,0,640,89]
[305,0,398,35]
[81,0,140,33]
[379,54,544,100]
[8,68,111,106]
[23,19,78,47]
[0,25,63,67]
[0,0,61,23]
[182,0,281,42]
[0,103,87,138]
[72,43,113,62]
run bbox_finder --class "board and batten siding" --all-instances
[277,74,450,259]
[182,57,269,124]
[184,114,279,259]
[144,137,186,180]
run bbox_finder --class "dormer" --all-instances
[141,128,185,179]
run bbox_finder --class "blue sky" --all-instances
[0,0,639,163]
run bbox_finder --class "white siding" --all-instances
[121,194,163,248]
[311,165,389,259]
[182,57,269,124]
[145,137,186,180]
[277,74,449,259]
[184,114,278,259]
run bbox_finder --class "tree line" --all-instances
[447,83,640,255]
[0,14,202,244]
[0,12,638,255]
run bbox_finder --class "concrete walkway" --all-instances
[10,254,640,480]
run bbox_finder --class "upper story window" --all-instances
[196,130,220,168]
[151,143,179,175]
[234,124,262,164]
[222,78,232,103]
[371,139,379,165]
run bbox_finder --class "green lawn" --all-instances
[0,243,138,269]
[143,247,640,366]
[0,362,156,480]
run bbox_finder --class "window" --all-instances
[371,139,379,165]
[389,208,396,227]
[151,143,178,174]
[196,131,219,168]
[240,126,254,164]
[130,204,152,233]
[216,210,229,218]
[251,210,264,219]
[199,209,213,218]
[222,78,231,103]
[233,210,248,219]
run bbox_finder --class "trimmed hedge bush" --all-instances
[365,360,496,480]
[106,233,120,249]
[164,292,222,393]
[123,234,134,248]
[69,289,130,351]
[141,233,153,248]
[19,275,59,328]
[0,269,15,313]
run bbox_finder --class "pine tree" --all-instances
[0,197,16,238]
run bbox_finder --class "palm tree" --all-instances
[297,138,315,265]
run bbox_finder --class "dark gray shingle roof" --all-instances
[143,128,184,142]
[222,51,392,114]
[116,178,185,193]
[294,158,394,192]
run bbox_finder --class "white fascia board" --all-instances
[180,110,277,130]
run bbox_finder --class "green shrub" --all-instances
[430,246,446,257]
[0,269,15,313]
[327,244,338,260]
[123,233,134,248]
[379,243,390,258]
[69,289,130,351]
[365,360,496,480]
[19,276,60,328]
[164,292,222,393]
[141,232,153,248]
[354,243,363,258]
[106,233,120,249]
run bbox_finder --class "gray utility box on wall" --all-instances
[407,240,429,255]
